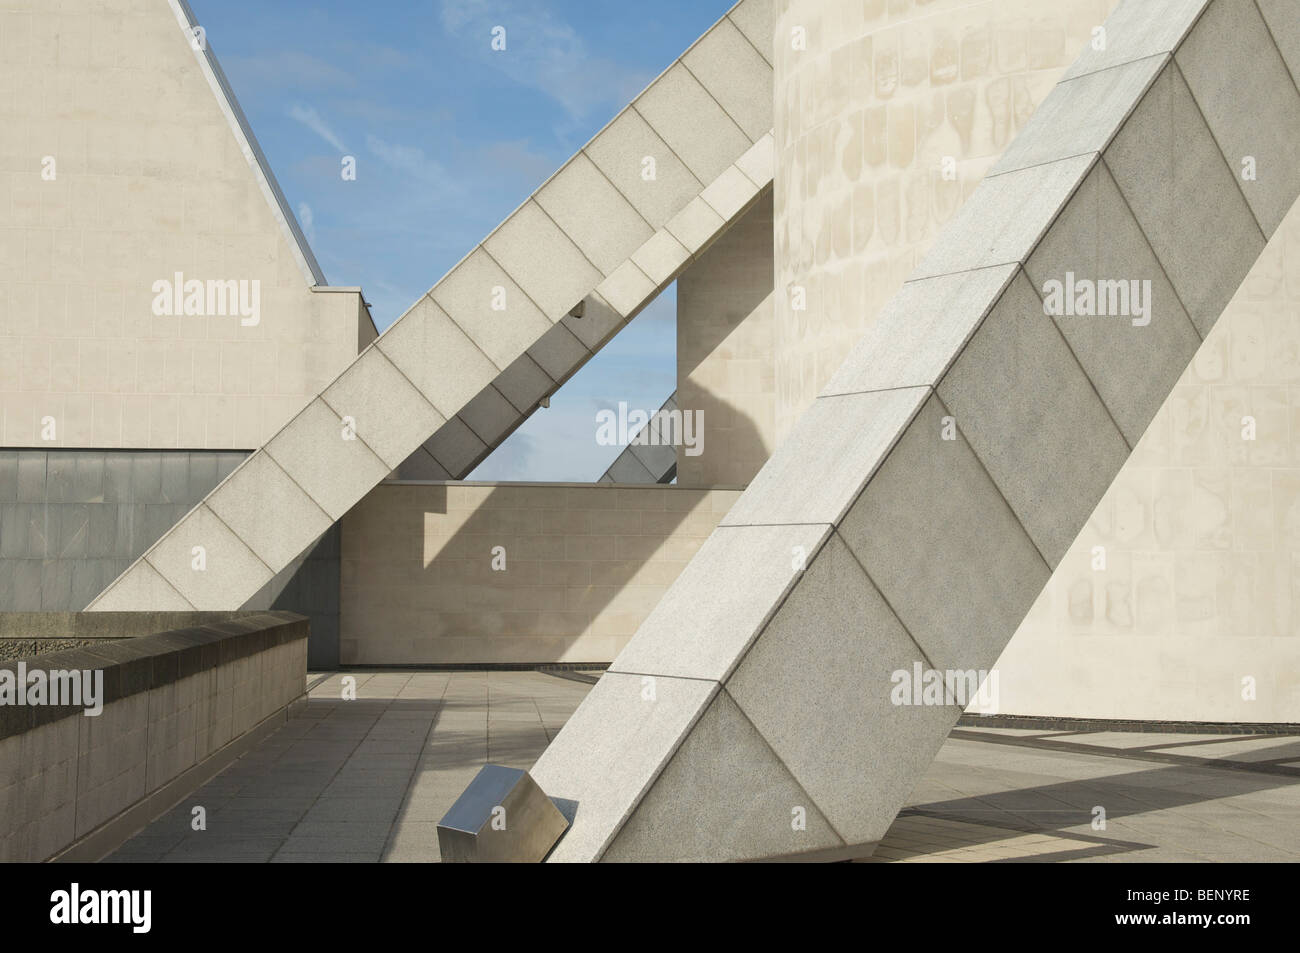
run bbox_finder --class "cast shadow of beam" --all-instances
[339,395,767,667]
[894,740,1300,860]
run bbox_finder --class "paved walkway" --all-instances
[106,671,587,862]
[874,726,1300,862]
[106,673,1300,862]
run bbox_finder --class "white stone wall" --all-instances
[676,192,776,486]
[998,215,1300,721]
[773,0,1117,442]
[341,483,740,664]
[0,0,370,450]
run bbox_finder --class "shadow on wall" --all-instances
[676,358,774,486]
[676,189,775,487]
[676,201,772,378]
[243,525,341,671]
[337,403,765,668]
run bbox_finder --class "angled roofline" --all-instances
[169,0,328,288]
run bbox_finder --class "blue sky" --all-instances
[188,0,734,480]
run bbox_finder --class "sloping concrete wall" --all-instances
[756,0,1300,722]
[598,393,680,484]
[532,0,1300,861]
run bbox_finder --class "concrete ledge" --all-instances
[0,611,244,641]
[0,612,306,742]
[0,611,309,862]
[0,612,248,661]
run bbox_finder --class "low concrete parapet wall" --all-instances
[0,611,308,862]
[342,482,742,665]
[0,611,246,660]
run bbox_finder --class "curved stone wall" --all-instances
[774,0,1116,440]
[775,0,1300,722]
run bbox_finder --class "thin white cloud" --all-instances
[365,134,449,191]
[297,201,315,242]
[224,50,357,93]
[438,0,652,122]
[287,104,348,153]
[468,428,540,481]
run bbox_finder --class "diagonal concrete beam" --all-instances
[598,392,680,484]
[390,141,772,482]
[530,0,1300,861]
[392,138,772,481]
[87,0,776,610]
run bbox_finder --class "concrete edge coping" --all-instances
[0,611,245,641]
[0,611,309,742]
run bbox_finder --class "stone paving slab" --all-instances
[105,672,1300,863]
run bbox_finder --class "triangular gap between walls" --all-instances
[467,284,679,483]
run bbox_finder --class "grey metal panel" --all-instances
[103,454,132,503]
[71,559,116,609]
[40,561,74,611]
[58,505,90,559]
[141,504,180,549]
[438,765,570,863]
[26,506,50,558]
[73,452,104,503]
[188,452,218,499]
[48,455,76,503]
[0,451,18,502]
[0,504,23,559]
[0,449,282,613]
[10,560,41,611]
[160,453,190,503]
[215,452,247,478]
[130,452,163,503]
[114,503,141,560]
[87,504,117,557]
[16,453,45,503]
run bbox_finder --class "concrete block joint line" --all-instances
[528,0,1300,861]
[38,0,1299,864]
